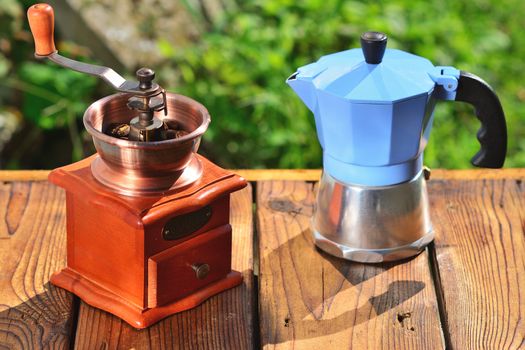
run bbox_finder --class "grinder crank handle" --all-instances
[26,3,56,56]
[27,3,157,96]
[455,71,507,168]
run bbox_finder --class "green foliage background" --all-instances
[0,0,98,168]
[1,0,524,169]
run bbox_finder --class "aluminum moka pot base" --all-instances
[312,170,434,263]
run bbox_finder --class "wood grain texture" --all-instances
[0,181,75,349]
[2,168,525,182]
[429,178,525,349]
[256,181,444,349]
[73,185,254,349]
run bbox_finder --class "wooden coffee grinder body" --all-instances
[49,155,246,328]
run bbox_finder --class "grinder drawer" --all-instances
[147,225,232,308]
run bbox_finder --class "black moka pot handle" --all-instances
[454,71,507,168]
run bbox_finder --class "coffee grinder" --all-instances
[28,3,247,328]
[287,32,507,263]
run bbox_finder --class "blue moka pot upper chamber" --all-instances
[287,32,467,186]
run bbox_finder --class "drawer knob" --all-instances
[191,263,210,280]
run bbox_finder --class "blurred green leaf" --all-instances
[0,54,10,77]
[14,60,96,130]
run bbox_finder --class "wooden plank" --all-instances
[234,169,322,182]
[73,185,254,349]
[0,181,76,349]
[236,168,525,181]
[0,171,49,182]
[429,177,525,349]
[430,168,525,180]
[1,168,524,182]
[256,181,444,349]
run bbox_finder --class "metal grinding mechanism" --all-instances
[28,3,247,328]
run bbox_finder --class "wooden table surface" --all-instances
[0,168,523,349]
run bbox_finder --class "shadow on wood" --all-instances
[0,181,77,350]
[257,180,442,349]
[0,282,76,349]
[73,268,253,349]
[318,248,426,316]
[259,227,426,345]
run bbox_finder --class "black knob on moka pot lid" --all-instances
[360,31,387,64]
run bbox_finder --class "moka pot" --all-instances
[287,32,507,263]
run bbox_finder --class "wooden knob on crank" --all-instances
[27,3,57,56]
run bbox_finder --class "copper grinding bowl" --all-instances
[83,92,210,196]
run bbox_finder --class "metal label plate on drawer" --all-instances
[162,206,212,240]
